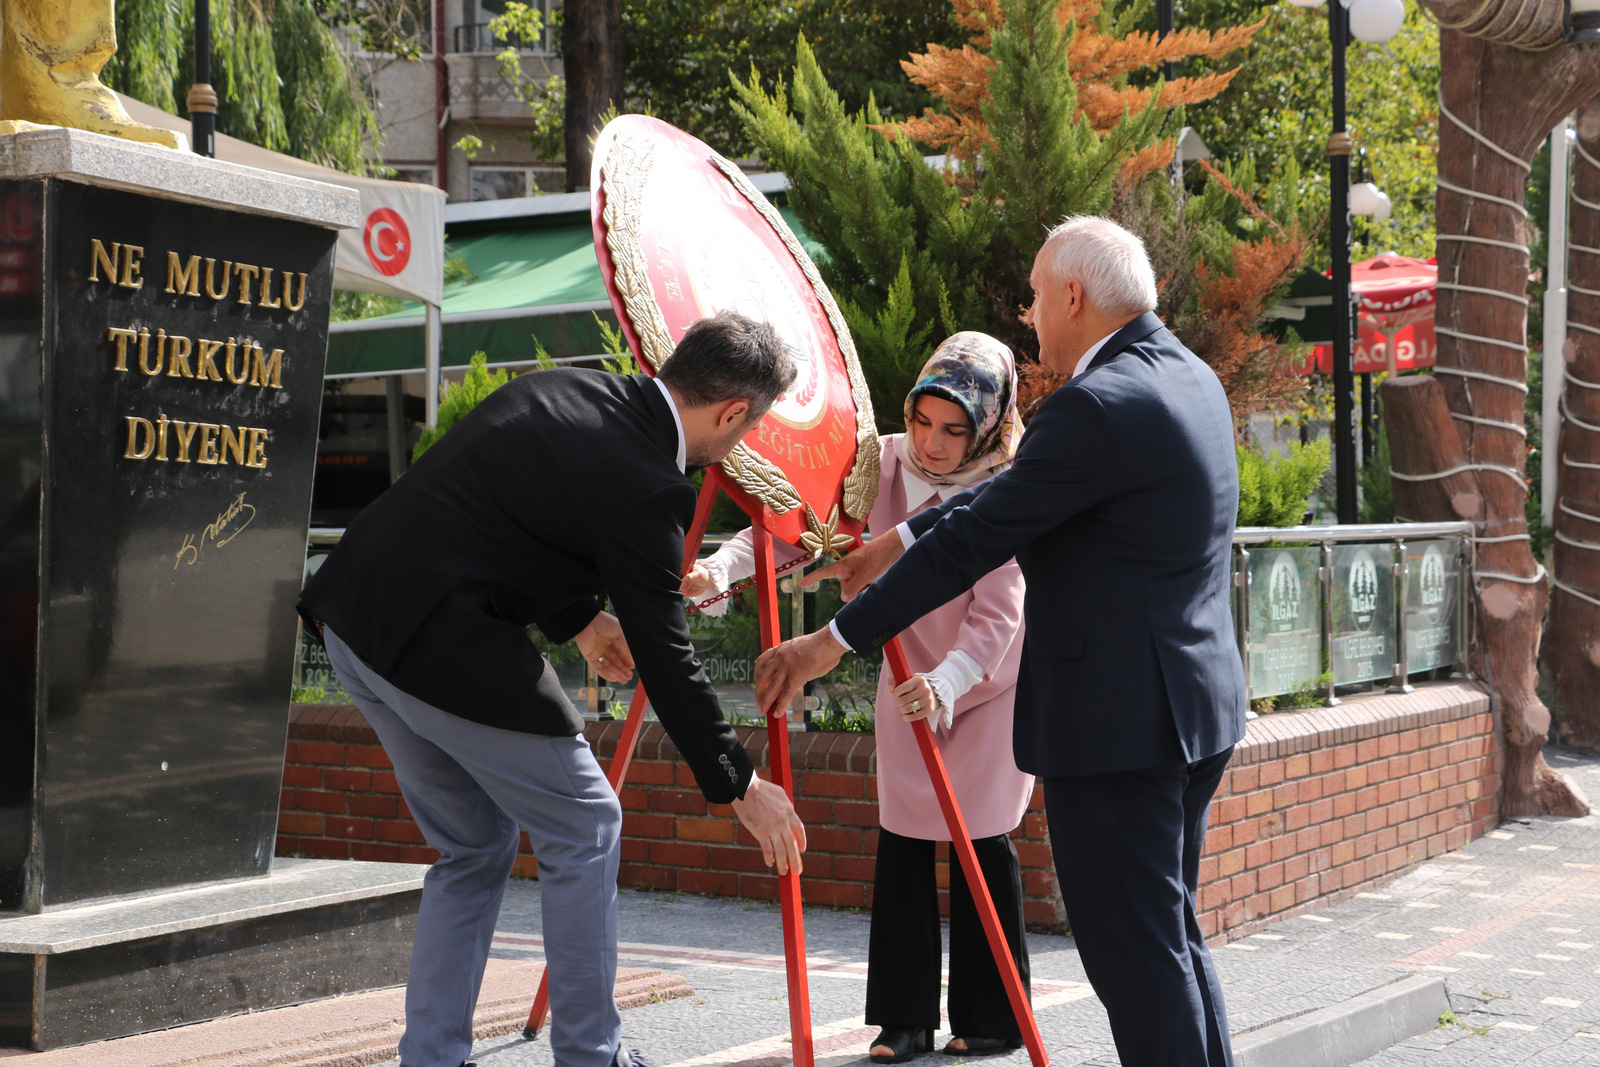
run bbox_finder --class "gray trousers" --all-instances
[324,628,623,1067]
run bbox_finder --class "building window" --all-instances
[390,166,439,187]
[471,168,533,201]
[455,0,559,54]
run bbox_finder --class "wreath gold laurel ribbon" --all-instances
[597,128,880,524]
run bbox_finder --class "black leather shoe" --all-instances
[941,1036,1021,1055]
[870,1026,933,1063]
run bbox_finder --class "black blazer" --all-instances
[299,369,754,804]
[834,313,1247,778]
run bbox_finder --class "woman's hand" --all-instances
[679,563,716,601]
[892,674,940,723]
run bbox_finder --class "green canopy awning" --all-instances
[326,195,821,379]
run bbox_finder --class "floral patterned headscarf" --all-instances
[899,332,1022,490]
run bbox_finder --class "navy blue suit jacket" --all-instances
[834,313,1247,778]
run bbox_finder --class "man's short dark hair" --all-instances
[658,311,798,415]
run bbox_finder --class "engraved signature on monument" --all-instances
[174,491,256,568]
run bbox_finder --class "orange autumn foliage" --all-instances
[1183,162,1310,418]
[885,0,1263,183]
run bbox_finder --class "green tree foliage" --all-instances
[1236,438,1331,526]
[411,354,511,461]
[620,0,964,160]
[104,0,381,173]
[1179,1,1439,266]
[734,0,1301,427]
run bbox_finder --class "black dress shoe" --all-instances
[614,1048,659,1067]
[870,1026,933,1063]
[941,1036,1021,1056]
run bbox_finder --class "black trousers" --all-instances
[865,827,1031,1038]
[1042,747,1236,1067]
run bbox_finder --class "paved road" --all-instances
[394,744,1600,1067]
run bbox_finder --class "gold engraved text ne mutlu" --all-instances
[283,273,308,311]
[204,259,232,300]
[89,240,144,289]
[166,253,201,296]
[258,268,282,309]
[233,264,260,305]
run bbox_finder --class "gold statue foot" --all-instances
[0,82,186,151]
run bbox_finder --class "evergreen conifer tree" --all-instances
[735,0,1306,429]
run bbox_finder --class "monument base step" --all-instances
[0,858,426,1051]
[0,959,694,1067]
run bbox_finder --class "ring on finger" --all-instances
[910,700,921,714]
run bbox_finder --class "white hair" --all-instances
[1040,216,1158,317]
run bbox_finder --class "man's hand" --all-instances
[755,628,847,717]
[679,563,716,601]
[575,611,635,683]
[799,533,904,601]
[730,775,806,875]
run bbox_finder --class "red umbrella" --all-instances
[1308,252,1437,374]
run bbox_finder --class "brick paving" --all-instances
[369,744,1599,1067]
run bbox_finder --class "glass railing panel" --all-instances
[1403,538,1463,675]
[1245,545,1323,699]
[1330,542,1398,686]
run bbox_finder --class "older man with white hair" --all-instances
[758,216,1247,1065]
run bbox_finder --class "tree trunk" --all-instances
[1407,29,1600,816]
[562,0,624,192]
[1545,98,1600,750]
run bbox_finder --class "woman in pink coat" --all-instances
[684,333,1033,1062]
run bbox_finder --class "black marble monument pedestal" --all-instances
[0,858,424,1049]
[0,129,425,1050]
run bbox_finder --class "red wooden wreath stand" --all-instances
[524,474,1047,1067]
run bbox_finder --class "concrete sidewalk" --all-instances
[459,743,1600,1067]
[2,744,1595,1067]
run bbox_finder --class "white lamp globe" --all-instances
[1372,190,1394,222]
[1349,0,1405,43]
[1349,181,1383,216]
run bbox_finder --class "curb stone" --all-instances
[1231,974,1450,1067]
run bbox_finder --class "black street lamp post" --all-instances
[1328,0,1359,524]
[188,0,218,158]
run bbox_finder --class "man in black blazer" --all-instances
[301,312,806,1067]
[757,218,1247,1065]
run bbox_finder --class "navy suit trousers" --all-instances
[1043,748,1235,1066]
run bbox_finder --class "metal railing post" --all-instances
[1453,535,1475,680]
[1322,541,1340,707]
[1236,546,1252,702]
[1388,538,1413,694]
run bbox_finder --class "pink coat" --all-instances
[864,437,1032,840]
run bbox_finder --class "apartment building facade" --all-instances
[354,0,567,202]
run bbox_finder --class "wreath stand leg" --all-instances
[878,624,1048,1066]
[751,508,816,1067]
[523,475,723,1041]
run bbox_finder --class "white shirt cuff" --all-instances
[922,648,985,730]
[896,522,916,550]
[827,617,854,653]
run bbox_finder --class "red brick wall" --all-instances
[278,682,1497,940]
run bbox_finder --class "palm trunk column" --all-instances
[1329,0,1359,523]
